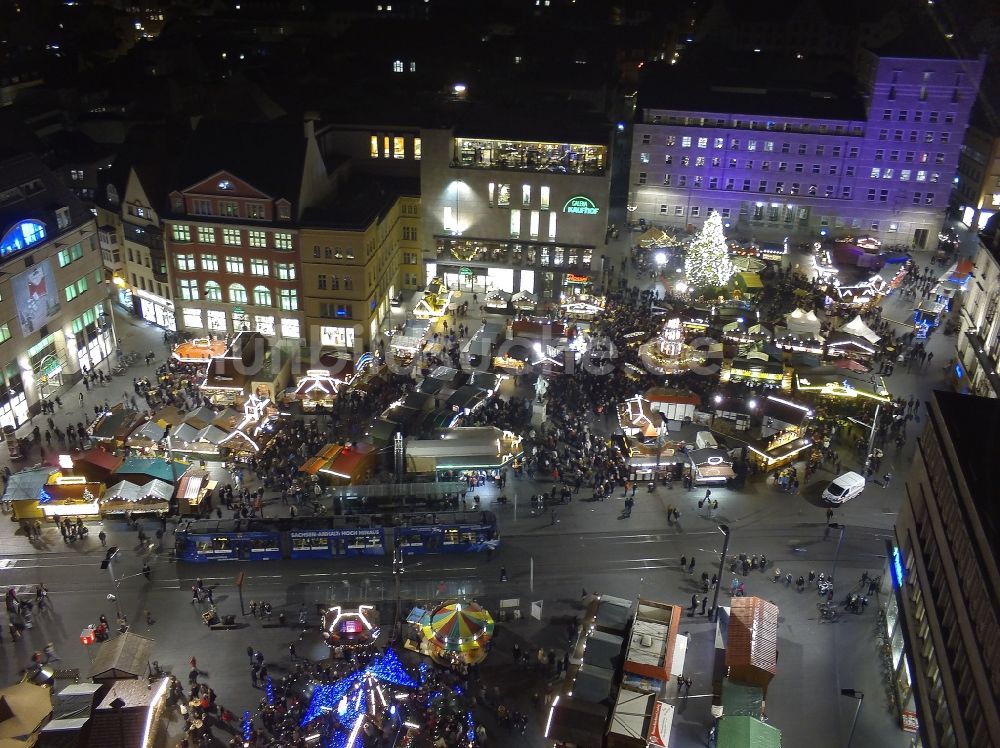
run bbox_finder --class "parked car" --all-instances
[822,471,866,504]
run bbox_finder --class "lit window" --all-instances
[488,183,495,206]
[175,254,196,271]
[370,135,379,158]
[280,318,300,339]
[681,136,691,147]
[183,309,203,328]
[510,209,521,238]
[222,228,241,246]
[197,227,215,243]
[172,225,191,241]
[229,283,247,304]
[278,288,298,311]
[529,210,539,239]
[253,286,271,306]
[250,258,269,276]
[548,212,557,239]
[226,256,244,274]
[248,231,266,248]
[540,186,550,210]
[392,60,403,73]
[204,281,222,301]
[522,184,531,206]
[179,279,199,300]
[393,136,405,159]
[201,254,218,271]
[383,136,390,158]
[273,233,293,250]
[443,207,454,232]
[275,263,296,280]
[413,137,421,160]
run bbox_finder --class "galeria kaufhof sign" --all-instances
[0,220,47,260]
[562,196,600,215]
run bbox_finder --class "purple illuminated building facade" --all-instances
[630,50,986,248]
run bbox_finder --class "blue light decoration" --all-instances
[418,662,431,684]
[891,546,905,588]
[242,710,252,744]
[301,648,418,745]
[0,220,46,260]
[38,488,52,504]
[465,710,476,744]
[265,676,274,706]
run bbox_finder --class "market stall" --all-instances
[484,289,511,311]
[172,337,227,363]
[70,448,124,483]
[89,405,145,446]
[725,596,779,695]
[639,317,701,374]
[561,293,605,320]
[511,290,537,312]
[416,601,495,666]
[795,369,891,403]
[413,277,455,319]
[3,466,58,521]
[100,478,173,517]
[33,478,104,521]
[174,468,218,516]
[617,395,662,439]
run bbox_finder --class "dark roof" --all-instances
[171,117,315,205]
[0,153,94,267]
[761,396,812,426]
[44,130,114,165]
[931,391,1000,558]
[454,104,610,146]
[637,56,866,121]
[301,175,419,230]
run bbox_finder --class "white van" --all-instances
[822,471,866,504]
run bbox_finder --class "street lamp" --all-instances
[709,524,731,622]
[841,689,864,748]
[829,523,846,590]
[100,546,123,621]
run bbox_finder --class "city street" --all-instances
[0,222,966,748]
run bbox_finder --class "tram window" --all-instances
[213,537,231,552]
[195,540,215,554]
[250,537,278,551]
[460,532,478,544]
[293,536,328,550]
[400,533,423,547]
[443,528,460,544]
[348,534,380,549]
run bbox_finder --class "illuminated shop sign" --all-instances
[0,220,47,259]
[562,196,600,216]
[891,545,905,588]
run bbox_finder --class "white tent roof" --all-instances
[784,308,823,335]
[840,314,881,345]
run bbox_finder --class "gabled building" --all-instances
[163,117,336,342]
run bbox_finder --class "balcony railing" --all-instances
[964,330,1000,397]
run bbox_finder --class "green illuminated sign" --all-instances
[562,196,600,216]
[459,267,474,276]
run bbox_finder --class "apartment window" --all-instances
[175,254,196,271]
[510,209,521,238]
[540,186,550,210]
[794,163,804,173]
[370,135,379,158]
[913,192,922,205]
[641,134,651,144]
[640,152,650,164]
[940,133,950,144]
[273,233,292,250]
[811,164,820,174]
[871,168,881,179]
[845,166,855,177]
[663,175,672,186]
[172,224,191,242]
[898,110,908,121]
[393,136,405,159]
[497,184,510,206]
[529,210,540,239]
[204,281,222,301]
[828,165,838,176]
[275,263,296,281]
[220,202,238,217]
[695,156,705,167]
[690,206,701,217]
[637,172,647,185]
[759,180,768,193]
[841,187,852,199]
[879,189,889,202]
[711,157,720,167]
[713,137,724,149]
[824,185,834,198]
[250,258,269,276]
[867,189,877,201]
[848,147,859,158]
[925,194,934,206]
[781,142,790,153]
[665,135,676,146]
[664,154,673,165]
[681,157,690,167]
[179,279,199,300]
[659,204,669,214]
[808,184,817,195]
[917,171,927,182]
[192,199,212,215]
[743,160,753,169]
[226,256,244,274]
[697,137,708,148]
[674,206,685,217]
[764,141,774,152]
[228,283,247,304]
[278,288,298,311]
[747,140,757,151]
[201,254,218,272]
[548,212,557,239]
[247,203,265,219]
[883,169,894,179]
[909,130,918,142]
[944,112,954,124]
[882,109,892,121]
[248,231,266,248]
[383,136,390,158]
[413,137,421,160]
[742,179,751,192]
[522,184,531,206]
[900,170,911,181]
[875,150,884,161]
[935,153,945,164]
[730,138,740,150]
[725,178,735,190]
[778,162,787,172]
[905,151,915,162]
[930,172,940,183]
[253,286,271,306]
[681,137,692,147]
[197,227,215,243]
[223,228,241,246]
[693,176,702,188]
[790,183,800,195]
[832,146,841,157]
[709,177,719,189]
[677,176,687,187]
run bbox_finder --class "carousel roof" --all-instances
[783,308,822,336]
[425,601,495,651]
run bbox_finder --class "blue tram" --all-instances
[174,511,498,563]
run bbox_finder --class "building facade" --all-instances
[955,240,1000,397]
[0,154,114,431]
[119,166,174,330]
[954,118,1000,232]
[630,52,986,246]
[882,391,1000,747]
[163,119,333,343]
[300,179,420,352]
[420,124,611,299]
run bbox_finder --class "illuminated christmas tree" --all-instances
[684,210,734,288]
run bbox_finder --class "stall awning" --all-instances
[90,632,154,680]
[300,444,342,475]
[717,716,782,748]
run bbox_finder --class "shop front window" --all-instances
[255,315,275,336]
[553,247,565,266]
[206,310,227,332]
[183,309,203,329]
[540,247,550,266]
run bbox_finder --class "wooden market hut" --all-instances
[725,597,778,696]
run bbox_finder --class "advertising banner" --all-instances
[13,259,61,335]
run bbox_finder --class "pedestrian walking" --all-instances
[883,472,893,488]
[43,642,59,662]
[700,597,708,615]
[687,557,696,574]
[689,594,698,616]
[499,566,508,582]
[98,530,107,547]
[826,508,834,523]
[680,555,687,569]
[142,563,151,580]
